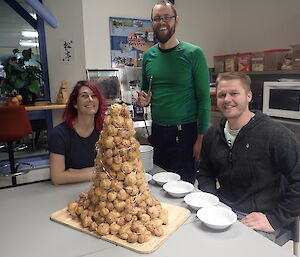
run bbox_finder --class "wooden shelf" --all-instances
[24,102,66,111]
[211,70,300,76]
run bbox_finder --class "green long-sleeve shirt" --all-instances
[141,40,211,134]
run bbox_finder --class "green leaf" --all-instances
[22,48,32,62]
[14,79,26,89]
[12,49,19,55]
[27,80,40,95]
[2,48,42,96]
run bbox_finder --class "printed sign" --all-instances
[60,40,74,64]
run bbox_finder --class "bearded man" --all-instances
[137,0,211,183]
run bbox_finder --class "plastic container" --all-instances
[251,51,264,71]
[213,55,225,72]
[140,145,153,172]
[263,49,291,71]
[238,52,251,72]
[290,44,300,70]
[281,51,293,70]
[224,54,237,72]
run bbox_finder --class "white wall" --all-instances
[43,0,300,124]
[44,0,300,113]
[81,0,300,68]
[82,0,232,68]
[175,0,232,67]
[229,0,300,53]
[44,0,87,125]
[82,0,157,69]
[174,0,300,65]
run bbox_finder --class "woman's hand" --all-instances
[50,153,95,185]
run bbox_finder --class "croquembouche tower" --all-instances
[67,104,168,244]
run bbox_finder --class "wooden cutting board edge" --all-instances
[50,202,191,254]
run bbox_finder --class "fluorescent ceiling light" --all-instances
[19,40,39,47]
[22,31,38,38]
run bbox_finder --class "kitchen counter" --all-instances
[0,166,294,257]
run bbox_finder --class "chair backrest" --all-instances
[0,105,32,142]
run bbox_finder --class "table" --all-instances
[0,167,294,257]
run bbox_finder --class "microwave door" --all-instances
[269,89,300,111]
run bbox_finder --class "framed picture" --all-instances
[109,17,156,68]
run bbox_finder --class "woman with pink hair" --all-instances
[49,80,107,185]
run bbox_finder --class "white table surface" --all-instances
[0,166,294,257]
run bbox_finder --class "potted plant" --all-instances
[1,48,42,105]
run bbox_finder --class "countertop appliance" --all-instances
[263,81,300,120]
[86,67,145,120]
[86,69,121,105]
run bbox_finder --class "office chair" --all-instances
[275,217,299,256]
[0,105,34,186]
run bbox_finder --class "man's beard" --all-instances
[154,25,176,44]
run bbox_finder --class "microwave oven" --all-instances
[263,81,300,120]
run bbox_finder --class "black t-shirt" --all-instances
[48,122,99,170]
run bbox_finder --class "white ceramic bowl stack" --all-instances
[163,181,194,197]
[152,172,181,186]
[140,145,154,172]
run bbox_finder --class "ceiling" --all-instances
[0,0,37,51]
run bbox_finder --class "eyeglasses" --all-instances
[151,15,176,23]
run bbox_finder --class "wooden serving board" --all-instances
[50,202,190,253]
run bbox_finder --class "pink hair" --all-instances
[63,80,107,132]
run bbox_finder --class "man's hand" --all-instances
[193,134,203,162]
[137,90,152,107]
[241,212,275,232]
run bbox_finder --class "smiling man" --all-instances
[196,72,300,242]
[137,0,211,184]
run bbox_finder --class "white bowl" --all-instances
[184,192,219,210]
[163,181,194,197]
[152,172,181,186]
[196,206,237,230]
[152,172,180,186]
[145,173,152,182]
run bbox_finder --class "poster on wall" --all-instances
[109,17,156,68]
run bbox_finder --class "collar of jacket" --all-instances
[217,110,267,135]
